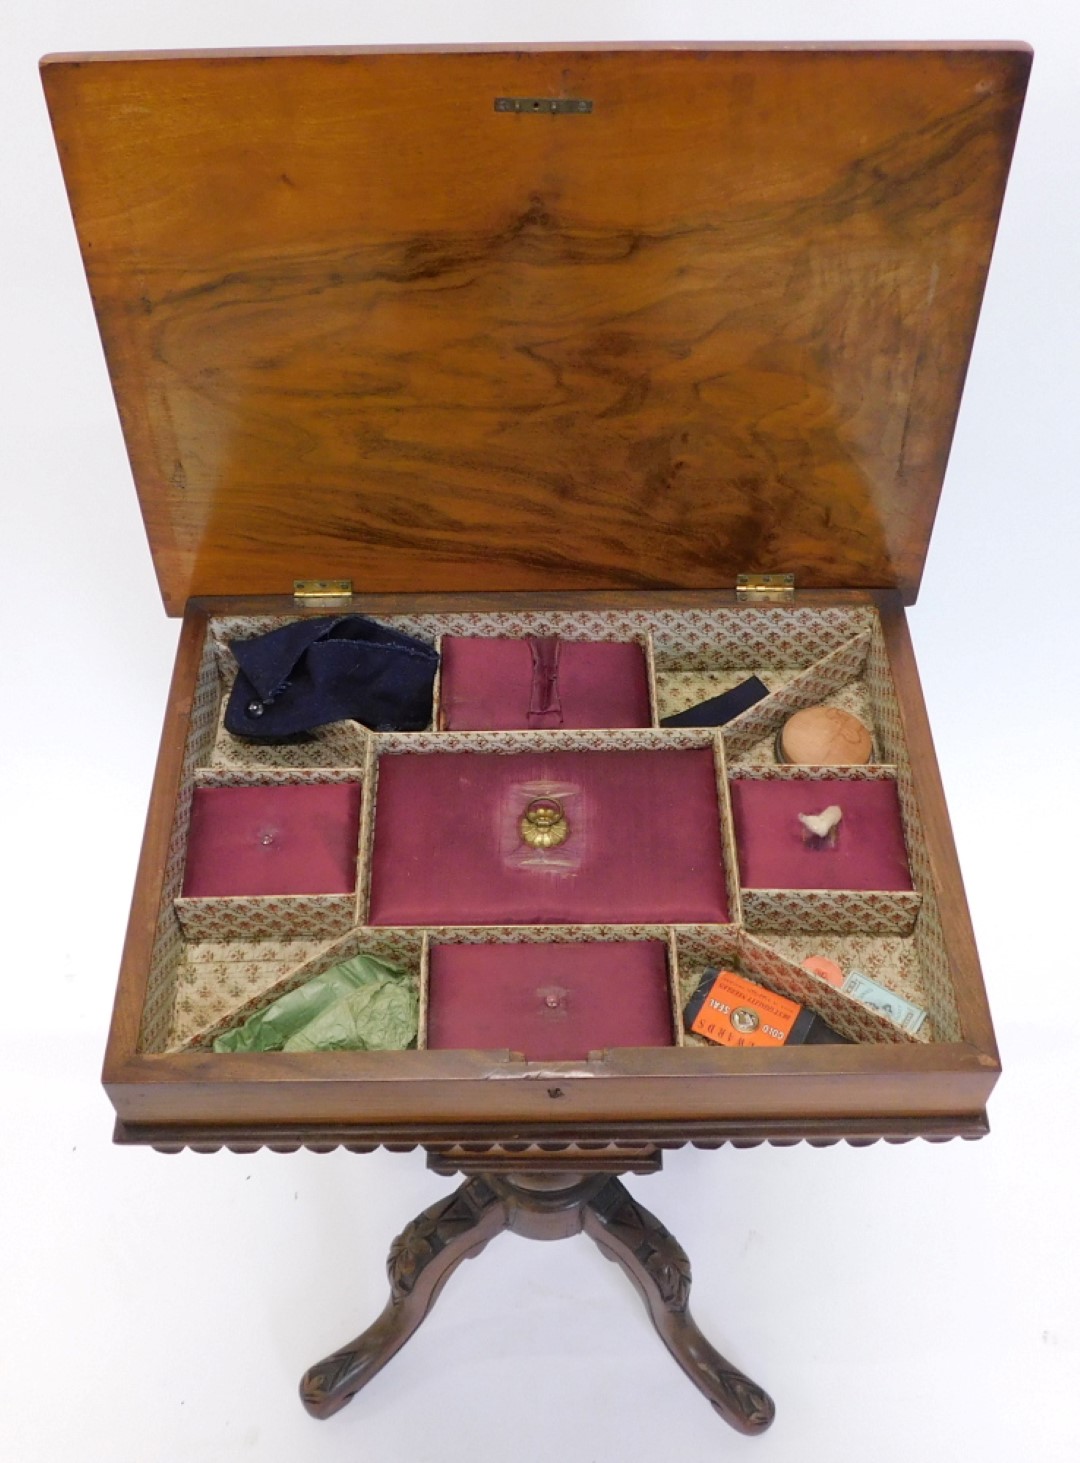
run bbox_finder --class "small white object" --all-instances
[798,804,843,840]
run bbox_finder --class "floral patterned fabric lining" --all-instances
[138,604,960,1054]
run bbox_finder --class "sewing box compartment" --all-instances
[103,592,1000,1149]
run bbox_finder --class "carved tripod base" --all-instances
[300,1172,775,1435]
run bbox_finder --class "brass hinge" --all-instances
[736,573,795,604]
[293,579,353,607]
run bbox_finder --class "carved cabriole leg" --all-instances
[300,1176,509,1419]
[301,1169,774,1434]
[582,1177,775,1435]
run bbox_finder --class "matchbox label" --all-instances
[689,968,803,1048]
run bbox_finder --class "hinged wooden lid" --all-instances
[43,43,1029,613]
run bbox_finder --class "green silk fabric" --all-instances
[213,952,418,1053]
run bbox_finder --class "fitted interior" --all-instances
[137,605,961,1056]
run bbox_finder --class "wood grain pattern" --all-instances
[42,45,1029,613]
[101,1043,999,1131]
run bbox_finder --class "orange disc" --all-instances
[779,706,873,765]
[802,955,845,988]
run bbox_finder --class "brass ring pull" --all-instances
[519,796,570,849]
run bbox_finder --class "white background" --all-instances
[2,3,1078,1461]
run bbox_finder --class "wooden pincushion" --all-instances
[779,707,874,765]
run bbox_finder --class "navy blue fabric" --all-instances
[660,675,770,728]
[224,616,438,738]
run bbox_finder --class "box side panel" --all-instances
[105,1044,997,1142]
[104,606,211,1069]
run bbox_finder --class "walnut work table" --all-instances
[43,39,1030,1441]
